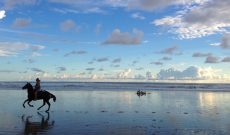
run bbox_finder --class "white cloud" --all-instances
[60,19,78,31]
[48,0,205,15]
[197,67,223,80]
[23,59,35,63]
[0,70,15,73]
[31,68,45,73]
[57,66,67,72]
[0,42,29,56]
[153,0,230,39]
[117,68,132,79]
[49,0,91,6]
[12,18,31,28]
[0,42,44,57]
[103,28,144,45]
[86,68,95,71]
[157,66,223,80]
[96,57,109,62]
[3,0,37,10]
[136,67,144,70]
[132,60,138,65]
[131,12,145,20]
[104,0,128,7]
[134,74,145,80]
[220,34,230,49]
[95,23,102,35]
[112,58,121,63]
[30,45,45,51]
[112,64,120,68]
[128,0,205,11]
[146,71,154,80]
[205,55,220,63]
[192,52,211,57]
[222,57,230,62]
[91,74,98,79]
[85,7,105,14]
[64,50,87,57]
[0,10,6,20]
[210,43,220,46]
[30,45,45,57]
[51,8,80,14]
[159,46,180,55]
[150,61,163,66]
[49,0,107,13]
[31,52,42,57]
[161,56,172,60]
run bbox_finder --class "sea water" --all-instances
[0,82,230,135]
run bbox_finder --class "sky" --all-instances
[0,0,229,82]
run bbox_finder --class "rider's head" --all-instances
[36,78,40,83]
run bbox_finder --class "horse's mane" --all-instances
[27,83,34,90]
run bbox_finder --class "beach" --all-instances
[1,82,230,135]
[1,0,229,134]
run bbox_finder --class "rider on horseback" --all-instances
[34,78,41,100]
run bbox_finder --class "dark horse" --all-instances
[22,82,56,112]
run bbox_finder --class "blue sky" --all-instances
[0,0,229,82]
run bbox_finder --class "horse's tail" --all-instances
[50,94,56,102]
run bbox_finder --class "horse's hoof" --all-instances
[23,106,25,108]
[30,105,34,107]
[46,110,49,112]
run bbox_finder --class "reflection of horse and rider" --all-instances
[22,78,56,112]
[21,112,55,135]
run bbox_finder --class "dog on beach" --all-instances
[136,89,146,97]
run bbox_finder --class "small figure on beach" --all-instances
[136,89,146,97]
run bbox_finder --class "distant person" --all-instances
[34,78,41,99]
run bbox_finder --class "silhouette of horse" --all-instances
[21,112,55,135]
[22,82,56,112]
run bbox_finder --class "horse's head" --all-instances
[22,82,33,90]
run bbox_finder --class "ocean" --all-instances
[0,81,230,91]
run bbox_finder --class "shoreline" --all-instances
[0,80,230,84]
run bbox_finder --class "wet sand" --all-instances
[1,90,230,135]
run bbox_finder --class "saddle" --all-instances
[34,90,45,100]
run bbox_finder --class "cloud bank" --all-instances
[153,0,230,39]
[157,66,223,80]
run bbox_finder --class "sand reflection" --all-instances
[199,92,216,107]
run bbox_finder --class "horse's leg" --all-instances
[37,100,46,110]
[46,100,51,112]
[27,100,34,107]
[23,99,28,108]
